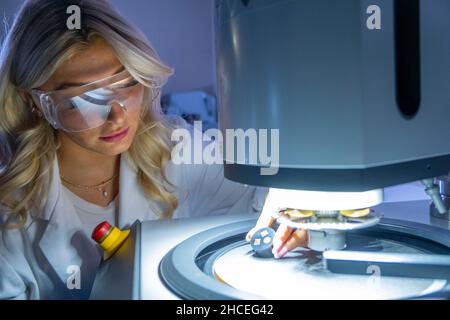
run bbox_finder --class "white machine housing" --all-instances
[216,0,450,191]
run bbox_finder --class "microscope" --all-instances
[216,0,450,252]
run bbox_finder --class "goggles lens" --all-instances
[32,70,153,132]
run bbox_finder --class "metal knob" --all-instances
[430,175,450,221]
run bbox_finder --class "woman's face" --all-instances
[37,37,142,157]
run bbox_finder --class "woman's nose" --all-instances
[106,100,127,124]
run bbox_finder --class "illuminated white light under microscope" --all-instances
[267,187,384,211]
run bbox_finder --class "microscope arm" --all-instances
[422,178,449,215]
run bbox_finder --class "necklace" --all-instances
[60,173,119,197]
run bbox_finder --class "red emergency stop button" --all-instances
[92,221,113,243]
[91,221,131,260]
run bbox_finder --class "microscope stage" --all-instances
[212,234,444,300]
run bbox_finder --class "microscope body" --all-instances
[216,0,450,193]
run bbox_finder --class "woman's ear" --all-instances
[18,88,33,107]
[18,88,43,118]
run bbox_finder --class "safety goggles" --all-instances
[30,69,152,132]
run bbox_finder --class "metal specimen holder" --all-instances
[272,210,382,252]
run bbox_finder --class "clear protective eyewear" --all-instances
[30,69,154,132]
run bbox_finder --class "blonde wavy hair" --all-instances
[0,0,179,228]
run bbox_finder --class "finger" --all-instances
[272,224,293,253]
[245,216,275,242]
[273,229,309,259]
[245,199,278,241]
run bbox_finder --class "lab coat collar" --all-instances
[117,154,155,228]
[38,156,60,222]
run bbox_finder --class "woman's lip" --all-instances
[100,127,129,141]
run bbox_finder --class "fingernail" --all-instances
[277,246,289,259]
[272,247,279,259]
[273,245,288,259]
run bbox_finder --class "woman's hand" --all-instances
[245,193,309,259]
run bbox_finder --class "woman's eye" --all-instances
[66,95,109,111]
[68,102,79,110]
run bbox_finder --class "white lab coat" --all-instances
[0,130,267,300]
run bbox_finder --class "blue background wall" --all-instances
[0,0,217,95]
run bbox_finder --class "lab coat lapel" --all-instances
[38,157,100,288]
[37,154,156,287]
[117,154,157,228]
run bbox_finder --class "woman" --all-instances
[0,0,275,299]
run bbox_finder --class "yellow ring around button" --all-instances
[99,227,121,251]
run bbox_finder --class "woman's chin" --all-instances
[93,138,134,156]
